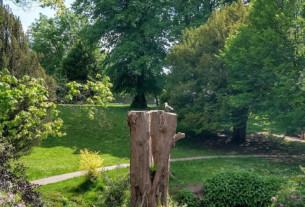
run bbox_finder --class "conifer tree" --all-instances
[0,5,55,91]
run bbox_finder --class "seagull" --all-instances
[164,102,174,112]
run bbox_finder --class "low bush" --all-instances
[80,149,104,182]
[203,170,282,207]
[175,189,201,207]
[271,166,305,207]
[97,174,130,207]
[0,144,43,206]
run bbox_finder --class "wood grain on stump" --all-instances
[127,110,185,207]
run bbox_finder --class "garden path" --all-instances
[31,154,304,185]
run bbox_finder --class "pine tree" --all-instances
[0,5,55,91]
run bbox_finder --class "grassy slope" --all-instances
[20,105,131,180]
[20,105,305,180]
[20,105,228,180]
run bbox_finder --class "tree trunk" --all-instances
[130,91,147,109]
[232,108,248,144]
[127,110,185,207]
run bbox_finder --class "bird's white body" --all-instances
[165,102,174,112]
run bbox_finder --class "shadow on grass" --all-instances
[40,105,132,159]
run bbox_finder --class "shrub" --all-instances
[0,190,25,207]
[175,189,201,207]
[203,170,282,207]
[80,149,104,182]
[271,166,305,207]
[0,144,43,206]
[97,174,130,207]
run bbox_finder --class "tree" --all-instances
[166,1,249,139]
[7,0,65,12]
[73,0,170,108]
[221,0,305,141]
[73,0,238,108]
[61,40,103,82]
[28,9,91,82]
[0,6,54,81]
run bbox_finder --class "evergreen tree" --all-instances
[62,40,103,82]
[28,9,90,82]
[0,5,55,92]
[222,0,305,141]
[166,1,249,138]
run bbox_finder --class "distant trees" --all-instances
[0,5,55,89]
[166,1,249,141]
[28,9,102,83]
[167,0,305,143]
[73,0,237,108]
[222,0,305,140]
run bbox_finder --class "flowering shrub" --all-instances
[271,166,305,207]
[0,190,25,207]
[80,149,104,182]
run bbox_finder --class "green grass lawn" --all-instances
[39,168,129,207]
[169,157,305,193]
[20,105,131,180]
[38,157,305,206]
[20,105,305,180]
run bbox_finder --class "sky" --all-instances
[5,0,73,31]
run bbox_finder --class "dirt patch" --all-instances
[186,184,203,200]
[190,132,305,156]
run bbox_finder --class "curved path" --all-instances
[31,154,304,186]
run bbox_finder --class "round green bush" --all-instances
[203,170,282,207]
[175,189,201,207]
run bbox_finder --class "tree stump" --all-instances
[127,110,185,207]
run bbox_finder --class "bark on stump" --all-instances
[127,110,185,207]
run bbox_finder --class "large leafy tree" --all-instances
[74,0,170,108]
[73,0,237,108]
[221,0,305,141]
[166,1,249,138]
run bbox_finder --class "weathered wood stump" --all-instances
[127,110,185,207]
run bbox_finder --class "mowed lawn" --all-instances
[20,104,305,180]
[38,157,305,206]
[20,105,131,180]
[20,104,229,180]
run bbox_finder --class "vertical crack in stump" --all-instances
[128,110,185,207]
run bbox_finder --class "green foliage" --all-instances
[166,1,249,136]
[0,69,64,155]
[203,170,282,207]
[64,74,114,119]
[97,174,130,207]
[221,0,305,137]
[0,144,43,206]
[0,190,25,207]
[0,5,55,91]
[80,149,104,182]
[271,166,305,207]
[175,189,201,207]
[62,40,103,82]
[28,9,95,83]
[74,0,234,108]
[10,0,65,13]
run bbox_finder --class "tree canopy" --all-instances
[166,1,249,139]
[73,0,237,108]
[28,10,90,80]
[167,0,305,143]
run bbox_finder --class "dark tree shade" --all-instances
[0,5,55,89]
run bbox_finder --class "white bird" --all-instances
[164,102,174,112]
